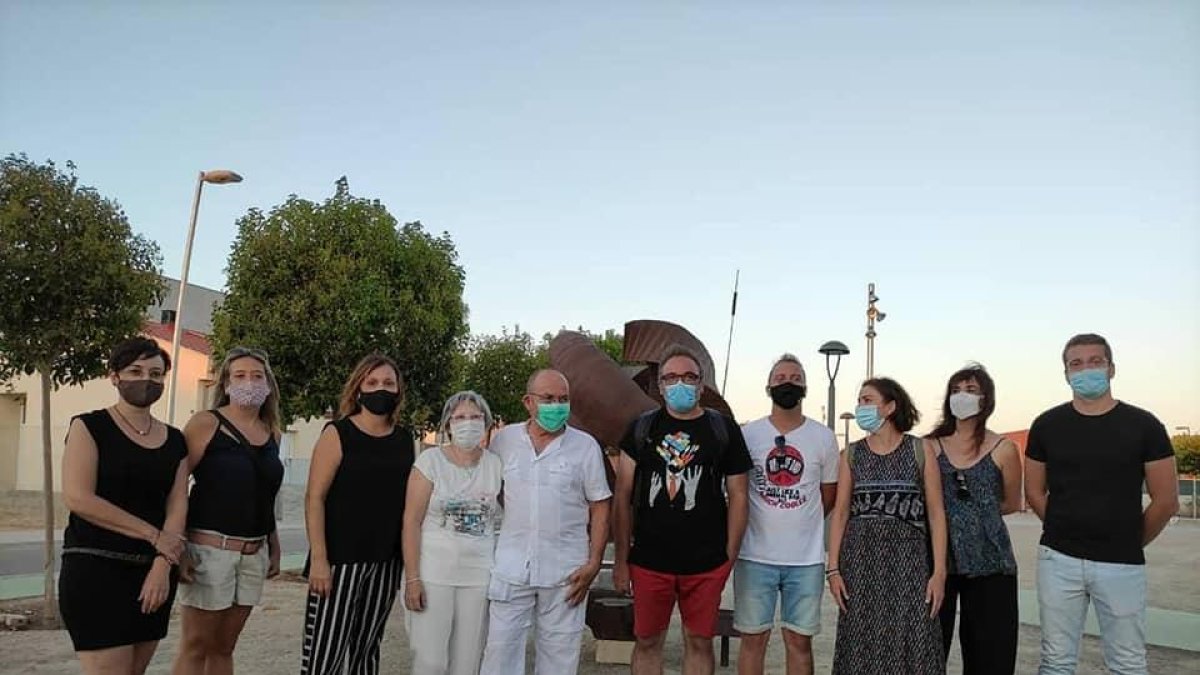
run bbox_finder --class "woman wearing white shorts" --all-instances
[172,347,284,675]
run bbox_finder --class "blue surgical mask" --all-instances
[855,404,884,433]
[664,382,699,413]
[1068,368,1110,400]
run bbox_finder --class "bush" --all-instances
[1173,435,1200,476]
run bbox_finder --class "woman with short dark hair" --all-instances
[59,337,189,675]
[827,377,948,674]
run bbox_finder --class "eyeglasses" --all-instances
[660,372,701,386]
[774,435,787,449]
[529,393,569,404]
[953,471,971,500]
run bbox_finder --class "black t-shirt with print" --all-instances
[620,409,752,574]
[1026,401,1175,565]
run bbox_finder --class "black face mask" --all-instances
[769,382,806,410]
[118,379,164,408]
[358,390,399,416]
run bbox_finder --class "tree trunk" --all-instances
[39,368,57,621]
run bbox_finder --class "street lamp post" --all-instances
[819,340,850,430]
[839,411,855,450]
[865,283,886,379]
[166,169,243,424]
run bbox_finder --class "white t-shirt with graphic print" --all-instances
[739,416,839,566]
[414,446,503,586]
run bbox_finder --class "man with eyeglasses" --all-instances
[733,354,838,675]
[613,345,752,675]
[481,369,612,675]
[1025,333,1179,675]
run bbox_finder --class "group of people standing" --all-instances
[57,330,1178,675]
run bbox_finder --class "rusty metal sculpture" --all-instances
[547,319,732,450]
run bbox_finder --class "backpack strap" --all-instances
[629,409,660,521]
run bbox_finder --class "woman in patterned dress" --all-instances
[827,377,948,674]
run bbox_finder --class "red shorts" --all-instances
[629,559,733,639]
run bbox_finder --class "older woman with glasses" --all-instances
[173,347,285,675]
[402,391,503,675]
[926,365,1022,675]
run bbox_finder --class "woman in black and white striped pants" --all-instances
[302,354,416,674]
[301,558,402,674]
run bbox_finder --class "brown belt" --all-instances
[187,530,265,554]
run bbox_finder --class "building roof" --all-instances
[143,321,213,356]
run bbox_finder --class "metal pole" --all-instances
[166,172,204,424]
[825,353,841,430]
[843,416,850,450]
[721,270,739,396]
[866,283,876,379]
[826,379,836,430]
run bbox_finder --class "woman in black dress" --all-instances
[59,337,190,674]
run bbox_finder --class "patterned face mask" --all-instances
[227,380,271,408]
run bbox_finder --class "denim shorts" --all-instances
[732,559,824,635]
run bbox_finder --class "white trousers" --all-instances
[479,579,586,675]
[404,582,489,675]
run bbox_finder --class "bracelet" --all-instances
[405,578,422,585]
[825,569,841,578]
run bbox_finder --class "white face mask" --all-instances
[949,392,982,420]
[449,419,486,450]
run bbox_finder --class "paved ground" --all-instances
[1,513,1198,673]
[1,575,1197,674]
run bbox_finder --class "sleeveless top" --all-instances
[188,410,284,538]
[848,434,927,536]
[321,418,415,565]
[936,439,1018,577]
[63,410,187,557]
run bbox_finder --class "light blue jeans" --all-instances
[1037,545,1147,675]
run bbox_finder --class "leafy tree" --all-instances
[0,154,164,618]
[459,328,548,425]
[1173,434,1200,476]
[211,177,467,429]
[461,327,625,425]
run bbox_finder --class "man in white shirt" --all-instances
[735,354,839,675]
[480,369,612,675]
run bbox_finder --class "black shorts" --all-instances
[58,553,177,651]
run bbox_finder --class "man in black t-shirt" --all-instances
[1024,333,1178,675]
[613,345,752,675]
